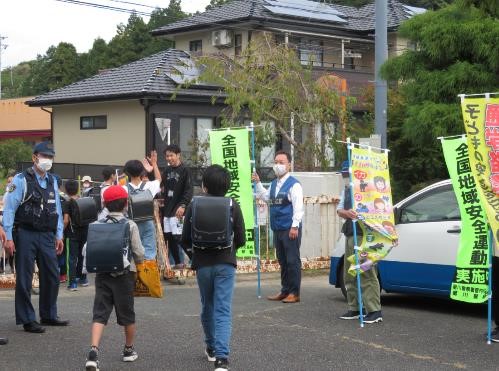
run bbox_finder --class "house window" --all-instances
[299,39,323,67]
[179,117,214,165]
[345,57,355,70]
[80,116,107,130]
[189,40,203,52]
[234,34,243,56]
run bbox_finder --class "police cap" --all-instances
[33,141,55,156]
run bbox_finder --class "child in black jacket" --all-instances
[182,165,245,371]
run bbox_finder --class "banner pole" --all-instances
[250,122,262,298]
[488,228,493,344]
[347,138,364,327]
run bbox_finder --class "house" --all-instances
[27,0,424,170]
[0,97,51,145]
[152,0,425,102]
[27,49,224,168]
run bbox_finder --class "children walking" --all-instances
[181,165,246,371]
[84,185,145,371]
[63,179,90,290]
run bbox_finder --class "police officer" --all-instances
[3,141,69,333]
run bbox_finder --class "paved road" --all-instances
[0,271,498,370]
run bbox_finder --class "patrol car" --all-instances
[330,180,462,297]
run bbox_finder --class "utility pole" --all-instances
[0,35,8,100]
[375,0,388,148]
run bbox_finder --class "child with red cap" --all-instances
[84,185,145,371]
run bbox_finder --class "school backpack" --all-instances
[87,184,106,212]
[191,196,233,250]
[127,182,154,222]
[86,216,131,273]
[71,197,98,227]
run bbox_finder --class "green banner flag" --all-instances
[209,129,255,257]
[441,136,489,303]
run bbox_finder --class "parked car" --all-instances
[330,180,462,298]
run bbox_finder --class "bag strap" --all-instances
[139,181,146,191]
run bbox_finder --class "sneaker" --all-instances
[85,347,99,371]
[122,345,138,362]
[59,274,67,283]
[68,282,78,291]
[205,348,216,362]
[214,358,229,371]
[339,310,364,320]
[79,278,90,287]
[364,311,383,324]
[488,327,499,342]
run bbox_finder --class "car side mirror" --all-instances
[393,206,400,224]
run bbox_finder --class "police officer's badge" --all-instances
[7,184,16,192]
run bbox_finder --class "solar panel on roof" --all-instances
[264,4,348,23]
[402,5,426,17]
[266,0,345,17]
[166,58,218,88]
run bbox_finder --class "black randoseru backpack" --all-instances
[191,196,233,250]
[86,216,131,273]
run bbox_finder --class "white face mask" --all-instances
[273,164,287,177]
[37,157,53,172]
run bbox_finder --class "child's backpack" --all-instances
[88,184,106,212]
[86,216,131,273]
[191,196,233,250]
[127,182,154,222]
[71,197,98,227]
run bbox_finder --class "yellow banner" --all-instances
[461,96,499,249]
[346,147,398,275]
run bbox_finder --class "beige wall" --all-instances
[52,100,145,165]
[389,32,411,57]
[173,29,250,58]
[0,97,51,131]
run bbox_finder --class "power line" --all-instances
[54,0,152,16]
[105,0,158,9]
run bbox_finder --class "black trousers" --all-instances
[15,228,59,325]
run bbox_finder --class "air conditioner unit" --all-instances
[211,30,233,47]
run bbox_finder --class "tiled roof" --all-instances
[152,0,425,35]
[27,49,221,106]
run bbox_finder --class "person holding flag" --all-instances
[337,161,383,324]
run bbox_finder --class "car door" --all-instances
[379,184,461,295]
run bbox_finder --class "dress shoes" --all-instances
[0,337,8,345]
[282,294,300,303]
[267,292,288,301]
[23,321,46,333]
[40,318,70,326]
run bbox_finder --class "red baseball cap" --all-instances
[103,185,128,202]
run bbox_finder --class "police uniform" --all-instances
[3,142,65,330]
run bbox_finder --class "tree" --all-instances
[380,1,499,199]
[146,0,188,55]
[206,0,233,10]
[0,139,32,177]
[197,33,351,170]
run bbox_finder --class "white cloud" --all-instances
[0,0,211,67]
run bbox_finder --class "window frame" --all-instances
[189,40,203,52]
[397,184,461,225]
[80,115,107,130]
[234,34,243,56]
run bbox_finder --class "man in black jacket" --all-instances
[161,145,193,268]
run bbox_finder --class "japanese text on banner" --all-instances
[442,137,489,303]
[209,129,255,257]
[461,97,499,250]
[346,147,398,276]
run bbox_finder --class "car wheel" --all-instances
[338,262,347,299]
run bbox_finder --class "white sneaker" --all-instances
[205,348,216,362]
